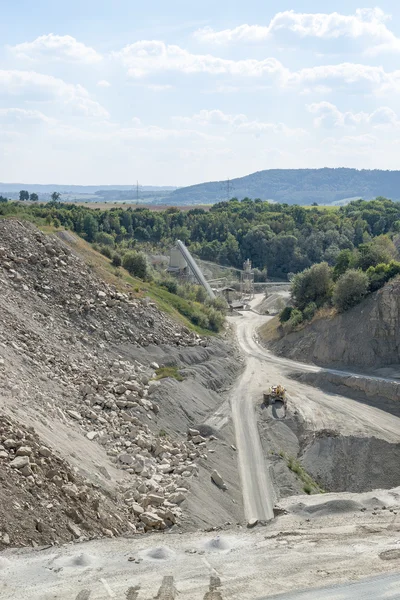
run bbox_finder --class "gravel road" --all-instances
[229,301,400,520]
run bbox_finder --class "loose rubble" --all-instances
[0,220,214,548]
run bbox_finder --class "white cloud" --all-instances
[97,80,111,88]
[113,41,400,95]
[307,101,400,128]
[113,40,285,78]
[49,120,222,144]
[0,70,109,118]
[194,8,400,55]
[0,107,55,124]
[174,109,305,137]
[10,34,102,63]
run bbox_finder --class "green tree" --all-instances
[29,193,39,202]
[19,190,29,201]
[333,269,369,312]
[83,214,98,242]
[51,192,61,202]
[279,306,293,323]
[356,236,396,270]
[122,251,148,279]
[0,196,8,203]
[95,232,114,246]
[291,262,333,310]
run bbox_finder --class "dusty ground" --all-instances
[3,487,400,599]
[227,302,400,516]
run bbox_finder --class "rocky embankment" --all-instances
[267,278,400,370]
[0,220,237,549]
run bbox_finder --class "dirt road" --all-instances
[229,305,400,521]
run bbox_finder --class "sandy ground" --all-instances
[3,488,400,599]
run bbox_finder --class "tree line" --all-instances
[3,196,400,278]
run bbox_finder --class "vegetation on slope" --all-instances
[279,234,400,329]
[2,196,400,280]
[168,168,400,205]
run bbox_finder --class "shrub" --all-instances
[154,366,184,381]
[333,269,369,312]
[160,278,178,295]
[367,260,400,291]
[95,232,114,247]
[122,251,148,279]
[111,253,122,267]
[206,306,225,332]
[279,306,293,323]
[303,302,317,321]
[288,308,303,328]
[291,262,333,310]
[100,245,112,259]
[195,286,207,303]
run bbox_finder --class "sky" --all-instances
[2,1,400,186]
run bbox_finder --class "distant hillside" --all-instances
[0,183,176,203]
[168,168,400,206]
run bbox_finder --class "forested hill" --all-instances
[169,168,400,206]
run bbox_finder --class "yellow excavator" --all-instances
[263,385,287,413]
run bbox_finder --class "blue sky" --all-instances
[1,1,400,186]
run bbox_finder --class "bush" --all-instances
[333,269,369,312]
[206,306,225,332]
[279,306,293,323]
[100,245,112,259]
[95,232,115,247]
[303,302,317,321]
[160,278,178,295]
[288,308,303,327]
[122,251,148,279]
[207,296,228,311]
[367,260,400,291]
[195,286,207,303]
[291,262,333,310]
[111,253,122,267]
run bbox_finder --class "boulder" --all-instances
[211,469,227,490]
[119,454,134,465]
[114,384,127,395]
[10,456,30,470]
[146,493,164,506]
[131,502,144,515]
[140,511,165,528]
[168,492,186,505]
[3,439,16,449]
[66,410,82,421]
[39,446,51,457]
[16,446,32,456]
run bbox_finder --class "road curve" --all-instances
[229,306,400,523]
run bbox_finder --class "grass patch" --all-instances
[48,231,215,335]
[154,366,184,381]
[283,453,324,494]
[258,315,282,343]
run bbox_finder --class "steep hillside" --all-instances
[262,278,400,370]
[0,220,240,549]
[168,168,400,205]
